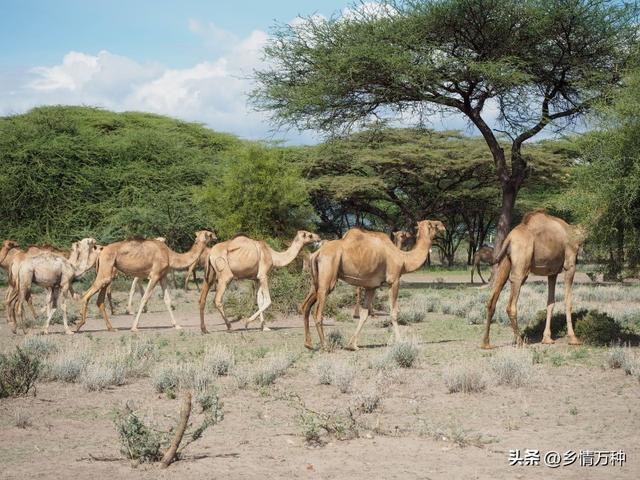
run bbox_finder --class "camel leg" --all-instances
[245,278,272,331]
[301,287,317,349]
[106,284,115,316]
[42,288,59,335]
[506,277,525,346]
[127,277,146,315]
[353,287,361,318]
[184,263,197,291]
[347,288,375,351]
[481,259,510,349]
[28,297,39,322]
[477,264,486,284]
[471,262,475,284]
[198,277,212,333]
[213,276,233,331]
[564,266,582,345]
[160,276,181,329]
[131,276,160,332]
[60,289,73,335]
[312,287,329,350]
[96,286,116,332]
[542,274,557,344]
[388,281,401,342]
[77,281,109,333]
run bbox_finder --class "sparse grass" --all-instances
[203,344,235,376]
[443,364,488,394]
[114,409,165,463]
[389,339,420,368]
[21,336,58,357]
[326,329,346,351]
[490,349,534,388]
[14,410,32,429]
[606,347,627,369]
[151,361,195,397]
[82,357,127,391]
[313,357,356,393]
[252,350,296,387]
[356,387,382,413]
[622,353,640,376]
[418,419,491,447]
[550,353,566,367]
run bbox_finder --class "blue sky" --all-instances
[0,1,480,143]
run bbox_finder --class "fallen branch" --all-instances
[160,391,192,469]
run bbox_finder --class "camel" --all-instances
[353,229,414,319]
[482,210,584,349]
[301,220,446,350]
[6,238,99,334]
[124,237,178,315]
[198,230,321,333]
[76,230,216,333]
[183,247,211,291]
[471,245,494,284]
[0,241,73,323]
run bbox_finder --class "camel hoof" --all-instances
[65,330,75,336]
[304,342,314,350]
[42,329,49,335]
[201,328,209,334]
[130,327,139,332]
[568,337,583,346]
[345,343,359,351]
[352,314,360,319]
[262,326,272,332]
[174,325,183,330]
[480,342,493,350]
[541,337,555,345]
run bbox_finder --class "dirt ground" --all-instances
[1,271,639,480]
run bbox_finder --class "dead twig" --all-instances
[160,391,192,469]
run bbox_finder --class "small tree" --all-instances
[198,144,314,239]
[253,0,638,250]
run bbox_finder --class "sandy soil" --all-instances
[1,276,639,480]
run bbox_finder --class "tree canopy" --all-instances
[0,106,237,248]
[253,0,639,248]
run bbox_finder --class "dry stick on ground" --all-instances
[160,391,192,469]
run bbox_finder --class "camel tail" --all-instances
[309,251,320,290]
[492,236,511,265]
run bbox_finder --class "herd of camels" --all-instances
[0,210,584,350]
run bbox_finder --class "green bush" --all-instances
[0,348,40,398]
[115,411,164,463]
[574,310,633,346]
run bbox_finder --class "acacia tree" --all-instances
[253,0,638,250]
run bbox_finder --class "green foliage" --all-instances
[0,106,237,248]
[574,310,631,346]
[558,68,640,277]
[198,144,313,239]
[0,347,40,398]
[115,410,164,463]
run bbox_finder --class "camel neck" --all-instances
[401,231,432,273]
[0,248,19,270]
[168,240,207,271]
[270,238,304,268]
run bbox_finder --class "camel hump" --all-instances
[126,235,147,242]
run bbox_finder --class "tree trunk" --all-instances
[490,183,518,281]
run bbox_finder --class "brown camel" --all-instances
[482,210,584,349]
[353,229,414,319]
[7,238,99,334]
[302,220,445,350]
[198,230,321,333]
[471,245,494,284]
[183,247,211,291]
[77,230,216,333]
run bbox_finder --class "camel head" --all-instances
[155,237,167,243]
[392,230,413,244]
[0,240,20,265]
[416,220,446,239]
[294,230,321,247]
[195,230,217,245]
[68,237,98,271]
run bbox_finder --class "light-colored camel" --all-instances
[301,220,445,350]
[0,241,73,323]
[198,231,321,333]
[471,245,494,284]
[353,229,414,319]
[183,247,211,291]
[482,210,585,349]
[7,238,99,334]
[77,230,216,333]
